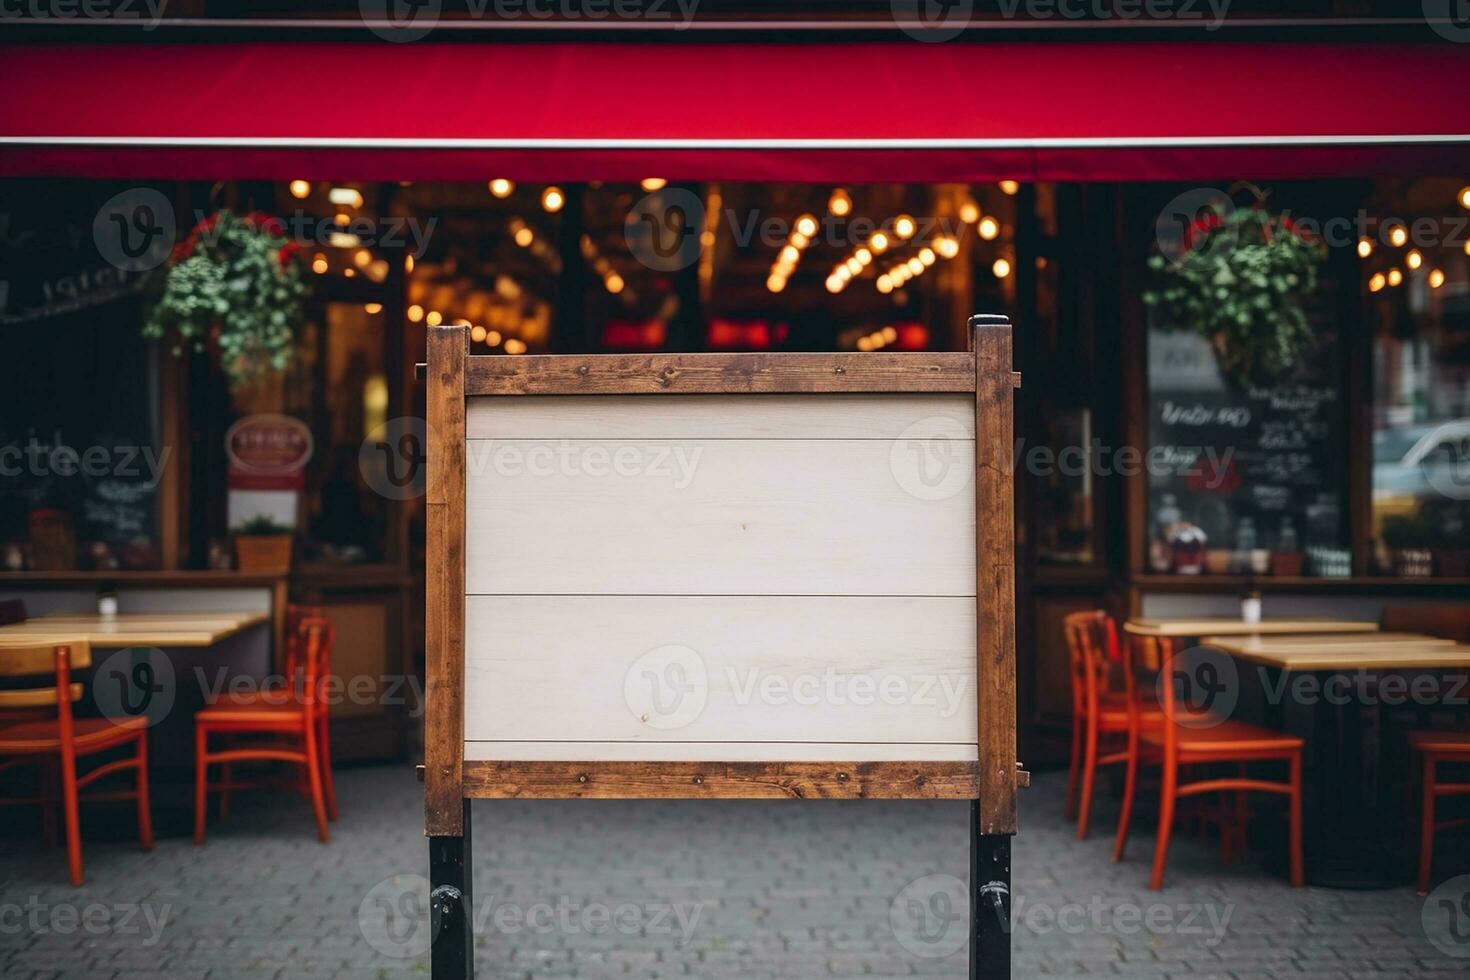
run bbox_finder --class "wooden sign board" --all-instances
[422,316,1020,979]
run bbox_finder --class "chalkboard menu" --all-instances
[1146,324,1347,574]
[0,181,163,570]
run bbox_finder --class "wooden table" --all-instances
[1125,617,1380,638]
[1202,633,1469,671]
[0,612,269,648]
[1194,629,1469,888]
[0,611,272,838]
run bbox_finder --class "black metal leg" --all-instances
[971,801,1012,980]
[430,800,474,980]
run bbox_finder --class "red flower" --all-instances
[277,241,302,270]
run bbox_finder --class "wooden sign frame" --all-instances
[423,315,1021,979]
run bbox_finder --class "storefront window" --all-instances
[1365,178,1470,577]
[394,181,1018,355]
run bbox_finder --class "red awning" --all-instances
[3,41,1470,182]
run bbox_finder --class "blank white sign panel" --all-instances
[462,393,979,761]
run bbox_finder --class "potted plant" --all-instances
[1143,193,1326,388]
[143,211,307,390]
[1380,514,1435,578]
[233,516,294,572]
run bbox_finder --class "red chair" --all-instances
[1116,636,1305,889]
[1064,611,1166,840]
[216,604,336,823]
[1410,730,1470,895]
[194,617,334,843]
[0,638,153,885]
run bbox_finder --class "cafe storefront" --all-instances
[2,16,1469,773]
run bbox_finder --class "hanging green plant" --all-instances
[143,211,307,389]
[1143,199,1326,388]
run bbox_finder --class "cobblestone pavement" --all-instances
[1,765,1464,978]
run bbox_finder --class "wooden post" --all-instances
[972,315,1017,978]
[972,315,1019,836]
[425,325,468,838]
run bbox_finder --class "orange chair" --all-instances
[216,604,335,823]
[1116,636,1304,889]
[1410,730,1470,895]
[1064,611,1166,840]
[0,639,153,885]
[194,617,334,843]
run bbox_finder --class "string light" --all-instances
[935,236,960,259]
[1387,268,1403,287]
[541,187,565,213]
[426,311,443,326]
[869,231,889,254]
[504,338,527,355]
[959,200,981,224]
[768,214,820,293]
[828,188,852,217]
[1429,268,1446,289]
[1357,238,1373,259]
[485,330,502,346]
[978,216,1000,241]
[1407,249,1423,270]
[353,249,372,268]
[405,255,414,273]
[328,187,363,208]
[1460,186,1470,210]
[289,180,311,199]
[1368,272,1387,292]
[364,303,383,315]
[1389,225,1408,248]
[470,325,488,343]
[999,180,1020,195]
[992,258,1012,279]
[893,215,916,240]
[489,179,514,198]
[407,304,425,322]
[311,254,328,275]
[605,273,625,294]
[640,178,667,192]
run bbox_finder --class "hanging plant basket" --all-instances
[143,211,307,390]
[1143,194,1326,388]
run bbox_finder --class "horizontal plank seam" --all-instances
[464,437,979,442]
[463,740,980,745]
[462,592,981,598]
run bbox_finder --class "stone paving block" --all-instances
[0,768,1457,977]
